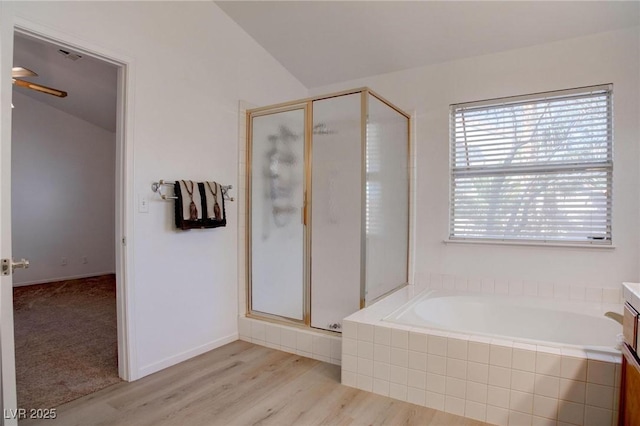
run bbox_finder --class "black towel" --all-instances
[174,180,226,230]
[174,181,200,230]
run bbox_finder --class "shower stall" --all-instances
[246,88,410,332]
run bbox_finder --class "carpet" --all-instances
[13,274,121,411]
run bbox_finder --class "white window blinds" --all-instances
[450,85,612,244]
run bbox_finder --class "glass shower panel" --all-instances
[250,108,305,320]
[365,95,409,302]
[311,94,362,331]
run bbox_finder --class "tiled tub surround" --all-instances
[341,287,622,426]
[238,316,342,366]
[418,273,624,305]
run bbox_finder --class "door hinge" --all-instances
[1,259,9,276]
[122,237,126,245]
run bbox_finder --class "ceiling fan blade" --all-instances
[13,78,67,98]
[12,67,38,78]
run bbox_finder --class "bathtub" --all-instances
[385,289,621,352]
[341,286,622,425]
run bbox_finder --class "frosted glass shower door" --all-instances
[250,107,306,321]
[365,95,410,302]
[311,94,362,330]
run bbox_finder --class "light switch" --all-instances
[138,195,149,213]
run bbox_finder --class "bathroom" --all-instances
[236,11,638,426]
[2,2,638,426]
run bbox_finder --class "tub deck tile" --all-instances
[342,288,621,426]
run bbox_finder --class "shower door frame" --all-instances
[246,102,311,326]
[246,87,411,330]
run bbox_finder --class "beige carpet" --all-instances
[13,274,121,411]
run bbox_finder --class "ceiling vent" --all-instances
[58,49,82,61]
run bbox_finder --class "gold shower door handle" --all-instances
[302,192,308,226]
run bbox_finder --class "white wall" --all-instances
[7,1,307,379]
[11,92,116,286]
[311,27,640,291]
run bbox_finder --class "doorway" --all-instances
[6,27,130,412]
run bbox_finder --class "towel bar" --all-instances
[151,180,234,201]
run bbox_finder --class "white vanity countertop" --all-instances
[623,282,640,310]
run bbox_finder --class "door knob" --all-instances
[1,258,30,275]
[12,258,29,272]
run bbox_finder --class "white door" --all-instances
[0,3,19,424]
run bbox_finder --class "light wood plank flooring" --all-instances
[21,341,489,426]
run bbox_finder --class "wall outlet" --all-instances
[61,258,68,266]
[81,256,88,264]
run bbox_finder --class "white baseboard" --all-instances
[12,271,117,287]
[136,333,239,379]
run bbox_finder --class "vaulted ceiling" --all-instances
[217,1,640,89]
[13,34,118,132]
[11,2,639,128]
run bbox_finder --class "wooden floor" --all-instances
[21,341,489,426]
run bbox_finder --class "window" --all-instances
[449,85,612,244]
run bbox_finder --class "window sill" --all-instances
[443,238,615,249]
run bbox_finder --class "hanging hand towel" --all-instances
[179,180,203,221]
[201,181,227,228]
[174,180,204,230]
